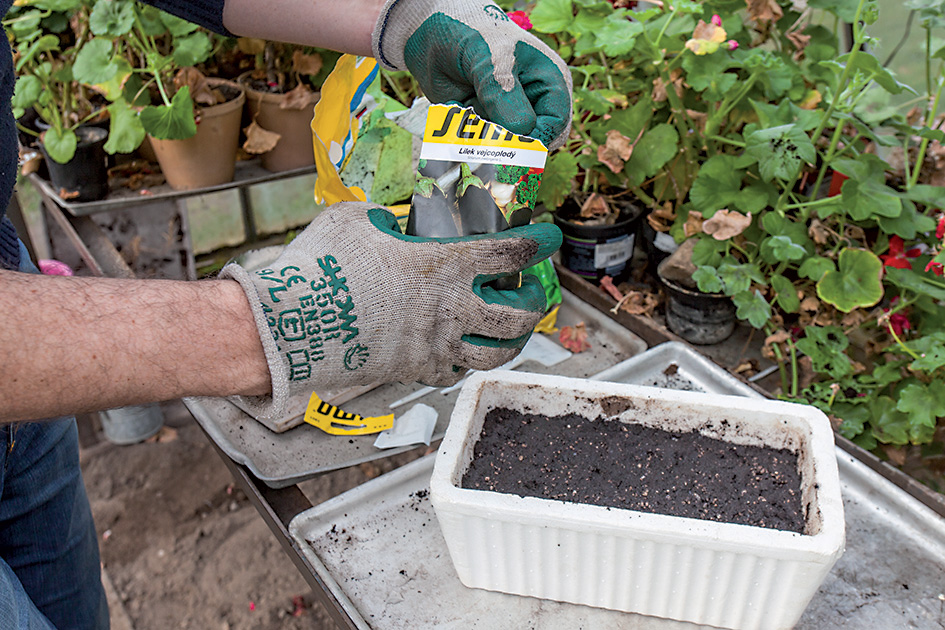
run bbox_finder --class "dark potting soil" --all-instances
[461,407,806,533]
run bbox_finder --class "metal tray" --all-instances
[184,288,646,488]
[288,342,945,629]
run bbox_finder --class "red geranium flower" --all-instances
[926,261,945,276]
[880,236,914,270]
[507,10,532,30]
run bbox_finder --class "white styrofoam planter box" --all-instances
[430,370,845,630]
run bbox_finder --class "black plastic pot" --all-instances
[553,203,642,284]
[39,126,109,202]
[657,258,735,345]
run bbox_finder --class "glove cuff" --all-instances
[372,0,415,71]
[219,262,291,421]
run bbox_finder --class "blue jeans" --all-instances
[0,241,109,629]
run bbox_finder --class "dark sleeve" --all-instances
[138,0,234,36]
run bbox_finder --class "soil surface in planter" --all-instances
[462,407,805,533]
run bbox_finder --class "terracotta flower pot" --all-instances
[238,72,319,172]
[148,78,246,191]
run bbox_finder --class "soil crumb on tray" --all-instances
[462,407,805,533]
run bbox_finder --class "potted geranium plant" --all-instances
[77,0,244,189]
[234,38,340,171]
[6,0,111,199]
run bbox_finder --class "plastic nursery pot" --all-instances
[553,200,643,284]
[39,126,109,202]
[148,79,246,191]
[657,257,736,345]
[238,71,320,172]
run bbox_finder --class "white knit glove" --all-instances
[372,0,573,150]
[222,202,561,419]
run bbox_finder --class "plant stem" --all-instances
[908,76,944,189]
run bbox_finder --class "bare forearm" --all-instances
[222,0,386,56]
[0,270,271,423]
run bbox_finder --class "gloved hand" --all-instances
[222,202,562,419]
[372,0,573,150]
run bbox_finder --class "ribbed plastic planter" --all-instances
[430,370,845,630]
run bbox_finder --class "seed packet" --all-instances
[407,104,549,240]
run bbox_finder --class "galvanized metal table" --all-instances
[185,271,945,630]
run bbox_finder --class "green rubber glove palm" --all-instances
[222,202,562,419]
[372,0,573,150]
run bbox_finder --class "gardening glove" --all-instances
[221,202,562,419]
[372,0,573,150]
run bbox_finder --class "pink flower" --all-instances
[727,39,738,50]
[507,10,532,30]
[711,14,722,26]
[937,216,945,240]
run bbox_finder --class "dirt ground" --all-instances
[79,399,424,630]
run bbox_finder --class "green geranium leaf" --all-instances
[836,51,910,95]
[7,10,43,39]
[161,11,200,37]
[89,0,135,36]
[689,155,744,215]
[808,0,869,22]
[597,12,642,56]
[538,151,577,209]
[749,99,822,131]
[798,256,835,281]
[885,266,945,301]
[841,177,906,220]
[103,99,145,155]
[764,234,807,262]
[719,262,764,294]
[172,32,212,67]
[136,5,167,36]
[73,38,119,85]
[11,75,43,113]
[625,124,678,179]
[608,97,653,140]
[16,34,59,73]
[574,88,613,117]
[691,236,726,267]
[41,127,77,164]
[817,248,883,312]
[796,325,854,379]
[901,184,945,211]
[909,337,945,373]
[897,383,945,429]
[531,0,575,32]
[693,266,724,294]
[870,396,912,445]
[770,273,800,313]
[745,124,816,182]
[832,401,871,440]
[27,0,82,11]
[878,199,937,240]
[682,53,734,93]
[138,86,196,140]
[732,289,770,328]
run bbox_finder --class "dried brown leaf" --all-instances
[703,209,752,240]
[746,0,783,22]
[580,193,612,220]
[292,50,323,76]
[281,82,318,110]
[242,121,281,154]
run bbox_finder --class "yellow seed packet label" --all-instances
[303,392,394,435]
